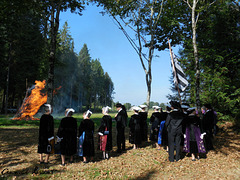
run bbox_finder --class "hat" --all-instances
[44,104,51,113]
[132,106,141,112]
[139,105,147,109]
[66,108,75,117]
[152,106,160,109]
[115,103,122,108]
[84,110,92,119]
[102,106,111,114]
[170,101,181,109]
[181,104,190,109]
[187,107,196,113]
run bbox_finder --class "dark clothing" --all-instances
[165,110,184,162]
[38,114,54,154]
[202,110,215,151]
[149,112,162,142]
[139,111,148,141]
[79,119,95,157]
[129,114,142,145]
[183,115,206,154]
[115,109,128,151]
[98,115,113,151]
[57,117,77,156]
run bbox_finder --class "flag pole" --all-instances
[168,38,182,104]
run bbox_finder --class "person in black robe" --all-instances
[201,104,215,151]
[57,108,77,165]
[139,105,148,142]
[149,106,162,149]
[115,103,128,153]
[182,107,206,161]
[98,106,112,159]
[165,101,184,162]
[38,104,54,164]
[129,106,142,149]
[79,110,95,163]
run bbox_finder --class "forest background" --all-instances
[0,0,239,124]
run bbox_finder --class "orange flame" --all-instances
[13,80,47,120]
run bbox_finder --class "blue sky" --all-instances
[59,4,179,106]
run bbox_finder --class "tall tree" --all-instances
[92,0,184,109]
[39,0,84,106]
[183,0,216,117]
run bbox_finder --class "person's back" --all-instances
[166,110,184,134]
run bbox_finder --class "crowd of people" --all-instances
[37,101,218,165]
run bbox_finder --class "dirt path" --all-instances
[0,123,239,179]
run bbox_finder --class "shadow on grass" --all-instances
[212,126,240,156]
[133,169,157,180]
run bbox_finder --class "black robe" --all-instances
[98,115,113,151]
[149,112,162,142]
[139,111,148,141]
[79,119,95,157]
[38,114,54,154]
[165,110,184,162]
[115,109,128,151]
[129,114,142,145]
[202,110,215,150]
[57,117,77,156]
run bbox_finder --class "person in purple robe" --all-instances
[183,107,206,161]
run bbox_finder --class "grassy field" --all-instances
[0,113,240,179]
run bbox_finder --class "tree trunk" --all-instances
[192,0,202,118]
[5,42,12,114]
[47,1,61,107]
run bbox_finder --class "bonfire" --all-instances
[13,80,47,120]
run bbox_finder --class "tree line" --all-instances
[0,0,239,123]
[0,1,114,113]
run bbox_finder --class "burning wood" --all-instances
[13,80,47,120]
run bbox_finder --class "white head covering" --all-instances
[66,108,75,117]
[187,107,196,112]
[84,110,92,119]
[139,105,147,109]
[181,104,190,109]
[102,106,111,114]
[132,106,141,112]
[152,106,160,110]
[44,104,51,113]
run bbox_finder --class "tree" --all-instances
[179,1,240,121]
[38,0,84,106]
[92,0,185,109]
[183,0,216,117]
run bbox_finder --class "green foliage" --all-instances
[178,1,240,122]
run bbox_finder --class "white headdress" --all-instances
[139,105,147,109]
[66,108,75,117]
[102,106,111,114]
[152,106,160,109]
[44,104,51,113]
[84,110,92,119]
[181,104,190,109]
[131,106,141,112]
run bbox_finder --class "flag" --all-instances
[170,52,188,92]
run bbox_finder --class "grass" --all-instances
[0,113,239,179]
[0,111,144,129]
